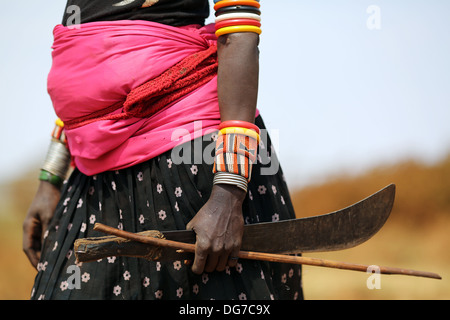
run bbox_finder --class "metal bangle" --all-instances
[213,172,248,192]
[41,139,71,179]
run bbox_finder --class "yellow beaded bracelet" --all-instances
[218,126,260,143]
[215,25,262,38]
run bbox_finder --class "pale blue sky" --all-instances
[1,1,449,188]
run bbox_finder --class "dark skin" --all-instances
[23,32,260,276]
[186,32,260,274]
[23,181,61,268]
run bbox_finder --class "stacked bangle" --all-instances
[213,172,249,192]
[215,12,261,23]
[215,18,261,30]
[40,118,71,188]
[215,5,261,16]
[214,0,260,10]
[214,0,262,38]
[213,120,260,192]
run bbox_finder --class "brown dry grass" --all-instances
[0,155,449,299]
[291,155,450,299]
[0,174,39,300]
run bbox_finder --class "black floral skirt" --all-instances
[30,116,303,300]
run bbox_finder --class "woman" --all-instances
[23,0,303,300]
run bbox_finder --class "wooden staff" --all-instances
[93,223,441,280]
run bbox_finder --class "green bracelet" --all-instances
[39,170,64,188]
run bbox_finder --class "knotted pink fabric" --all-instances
[47,20,226,175]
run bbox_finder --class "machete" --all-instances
[75,184,395,263]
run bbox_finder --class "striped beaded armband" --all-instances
[51,118,67,145]
[213,122,260,191]
[214,0,262,38]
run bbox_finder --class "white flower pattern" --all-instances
[143,277,150,287]
[174,187,182,197]
[158,210,166,220]
[30,130,302,300]
[82,272,90,283]
[173,260,182,270]
[113,285,121,296]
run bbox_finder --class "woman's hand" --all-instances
[23,181,61,268]
[186,31,260,275]
[186,184,246,274]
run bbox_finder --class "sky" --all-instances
[0,1,449,189]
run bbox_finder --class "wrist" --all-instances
[211,183,247,203]
[37,177,63,197]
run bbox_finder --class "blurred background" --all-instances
[0,1,449,299]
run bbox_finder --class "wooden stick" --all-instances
[93,223,441,280]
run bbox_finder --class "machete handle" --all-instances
[74,229,193,263]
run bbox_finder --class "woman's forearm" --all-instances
[186,32,261,275]
[217,32,260,123]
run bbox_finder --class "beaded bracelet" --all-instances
[215,5,261,17]
[218,127,260,144]
[215,18,261,30]
[216,25,262,38]
[51,118,67,144]
[214,0,262,38]
[215,12,261,23]
[218,120,260,134]
[214,0,260,11]
[213,125,259,187]
[39,169,64,188]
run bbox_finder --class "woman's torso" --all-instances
[53,0,221,176]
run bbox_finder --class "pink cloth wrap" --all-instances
[48,20,232,176]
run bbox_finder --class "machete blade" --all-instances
[75,184,395,262]
[241,183,396,253]
[163,183,396,254]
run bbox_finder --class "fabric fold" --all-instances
[47,20,224,176]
